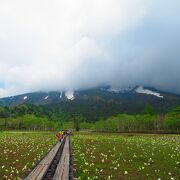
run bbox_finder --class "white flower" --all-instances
[124,171,128,175]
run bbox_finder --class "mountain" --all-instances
[0,86,180,121]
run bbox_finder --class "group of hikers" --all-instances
[56,129,70,142]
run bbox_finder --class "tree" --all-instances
[73,114,85,131]
[164,106,180,131]
[144,104,155,116]
[0,107,10,118]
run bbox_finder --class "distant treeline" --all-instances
[0,104,179,133]
[81,106,180,133]
[0,104,83,131]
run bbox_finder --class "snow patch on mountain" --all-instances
[60,91,62,99]
[23,96,27,100]
[108,87,133,93]
[65,91,74,100]
[136,86,163,98]
[44,95,49,100]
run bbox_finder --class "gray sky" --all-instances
[0,0,180,97]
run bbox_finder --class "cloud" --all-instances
[0,0,180,97]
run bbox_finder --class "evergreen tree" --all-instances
[144,104,155,116]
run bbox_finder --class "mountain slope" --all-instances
[0,86,180,121]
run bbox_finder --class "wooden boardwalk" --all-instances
[24,136,70,180]
[53,137,70,180]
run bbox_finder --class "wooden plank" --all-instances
[24,140,62,180]
[53,136,70,180]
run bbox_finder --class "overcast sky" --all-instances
[0,0,180,97]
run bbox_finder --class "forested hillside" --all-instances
[0,86,180,121]
[0,103,179,133]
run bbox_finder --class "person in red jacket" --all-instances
[56,133,62,142]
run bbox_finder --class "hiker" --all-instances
[61,130,64,138]
[66,129,69,135]
[56,132,62,142]
[60,130,64,138]
[64,129,68,135]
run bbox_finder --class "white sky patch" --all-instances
[23,96,28,100]
[44,95,49,100]
[136,86,163,98]
[65,91,74,100]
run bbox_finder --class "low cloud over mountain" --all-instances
[0,0,180,97]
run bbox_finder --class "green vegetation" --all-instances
[91,113,179,133]
[0,104,75,131]
[0,114,60,131]
[72,133,180,180]
[0,104,179,133]
[78,106,179,133]
[144,104,155,116]
[0,131,56,179]
[164,106,180,131]
[0,102,179,179]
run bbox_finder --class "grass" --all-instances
[71,133,180,180]
[0,131,56,179]
[0,131,179,179]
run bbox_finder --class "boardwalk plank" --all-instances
[24,140,62,180]
[53,136,70,180]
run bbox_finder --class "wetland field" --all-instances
[72,133,180,180]
[0,131,179,179]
